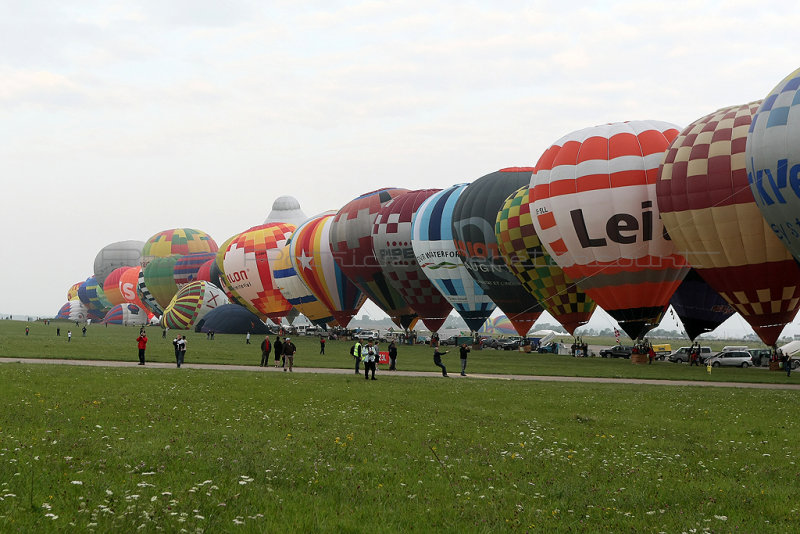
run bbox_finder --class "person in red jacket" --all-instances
[136,330,148,365]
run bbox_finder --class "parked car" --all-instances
[480,337,500,349]
[355,330,380,342]
[500,336,523,351]
[599,345,633,358]
[706,351,754,368]
[667,346,712,363]
[748,348,772,367]
[537,341,560,354]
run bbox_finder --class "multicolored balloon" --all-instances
[272,233,336,327]
[411,184,496,331]
[56,300,89,322]
[160,281,229,330]
[747,68,800,259]
[142,255,181,310]
[103,303,150,327]
[77,276,113,316]
[452,168,543,336]
[532,120,686,340]
[659,103,800,346]
[102,267,131,306]
[330,188,417,328]
[195,259,214,284]
[137,266,164,317]
[669,269,735,341]
[119,266,144,305]
[290,213,366,327]
[93,240,145,287]
[174,252,218,287]
[495,185,596,335]
[478,315,517,335]
[141,228,218,268]
[67,282,82,302]
[372,189,453,332]
[220,223,295,321]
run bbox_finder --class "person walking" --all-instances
[246,331,251,344]
[283,337,296,372]
[782,350,792,377]
[433,346,449,377]
[459,342,470,376]
[136,330,148,365]
[173,334,182,367]
[274,336,283,368]
[352,339,363,374]
[56,327,60,336]
[82,325,87,337]
[260,335,272,367]
[363,342,377,380]
[25,326,29,336]
[320,337,326,355]
[388,341,398,370]
[67,330,72,342]
[179,335,187,367]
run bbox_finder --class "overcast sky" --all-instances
[2,1,799,338]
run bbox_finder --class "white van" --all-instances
[721,345,748,353]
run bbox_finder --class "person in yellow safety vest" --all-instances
[352,340,362,375]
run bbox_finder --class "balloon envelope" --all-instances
[495,185,596,335]
[531,120,686,339]
[290,213,366,327]
[103,303,149,326]
[411,184,496,331]
[93,240,145,287]
[372,189,453,332]
[669,269,735,341]
[77,276,112,316]
[141,228,218,267]
[452,168,544,336]
[103,267,131,306]
[330,188,417,328]
[143,255,181,310]
[659,103,800,346]
[194,304,271,335]
[56,301,89,322]
[264,195,308,227]
[161,281,229,330]
[174,252,218,287]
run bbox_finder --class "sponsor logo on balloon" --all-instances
[226,270,251,288]
[377,247,415,263]
[564,201,667,249]
[749,158,800,206]
[122,283,137,302]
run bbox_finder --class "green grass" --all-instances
[0,364,797,532]
[2,320,794,385]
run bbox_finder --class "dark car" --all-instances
[440,335,459,346]
[599,345,633,358]
[748,348,772,367]
[500,336,523,351]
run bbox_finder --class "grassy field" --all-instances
[1,320,793,385]
[0,364,797,532]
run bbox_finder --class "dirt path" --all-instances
[3,357,800,390]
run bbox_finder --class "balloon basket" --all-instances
[631,353,648,365]
[769,361,782,371]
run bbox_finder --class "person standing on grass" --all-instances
[179,335,187,367]
[246,331,251,344]
[25,326,29,336]
[352,340,363,374]
[363,342,377,380]
[68,330,72,342]
[320,337,326,355]
[283,337,296,372]
[273,335,283,368]
[433,346,449,377]
[136,330,148,365]
[459,342,470,376]
[57,327,60,336]
[388,341,398,371]
[82,325,87,337]
[260,335,272,367]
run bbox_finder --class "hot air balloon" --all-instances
[220,223,295,321]
[160,281,229,330]
[194,304,271,335]
[272,234,336,327]
[137,266,164,317]
[142,255,181,310]
[330,188,417,328]
[495,185,596,335]
[196,259,214,283]
[67,282,82,302]
[532,120,687,340]
[102,267,131,306]
[174,252,218,287]
[290,212,366,327]
[56,301,89,322]
[452,168,544,336]
[264,195,308,227]
[213,233,243,304]
[372,189,453,332]
[141,228,218,268]
[93,240,145,287]
[746,68,800,259]
[103,303,150,326]
[478,315,518,335]
[669,269,735,341]
[119,266,145,305]
[659,103,800,346]
[77,276,113,316]
[411,184,496,331]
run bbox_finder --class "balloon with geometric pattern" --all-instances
[330,188,417,329]
[452,168,544,336]
[67,281,82,302]
[56,300,89,322]
[532,120,687,340]
[77,276,113,316]
[495,185,596,335]
[142,255,181,310]
[411,184,496,332]
[103,303,150,327]
[659,102,800,346]
[220,223,295,321]
[372,189,453,332]
[137,266,164,317]
[290,212,366,327]
[160,281,229,330]
[141,228,218,268]
[174,252,218,287]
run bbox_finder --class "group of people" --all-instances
[349,340,400,380]
[431,341,470,377]
[260,335,297,372]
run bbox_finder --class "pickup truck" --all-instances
[599,345,633,358]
